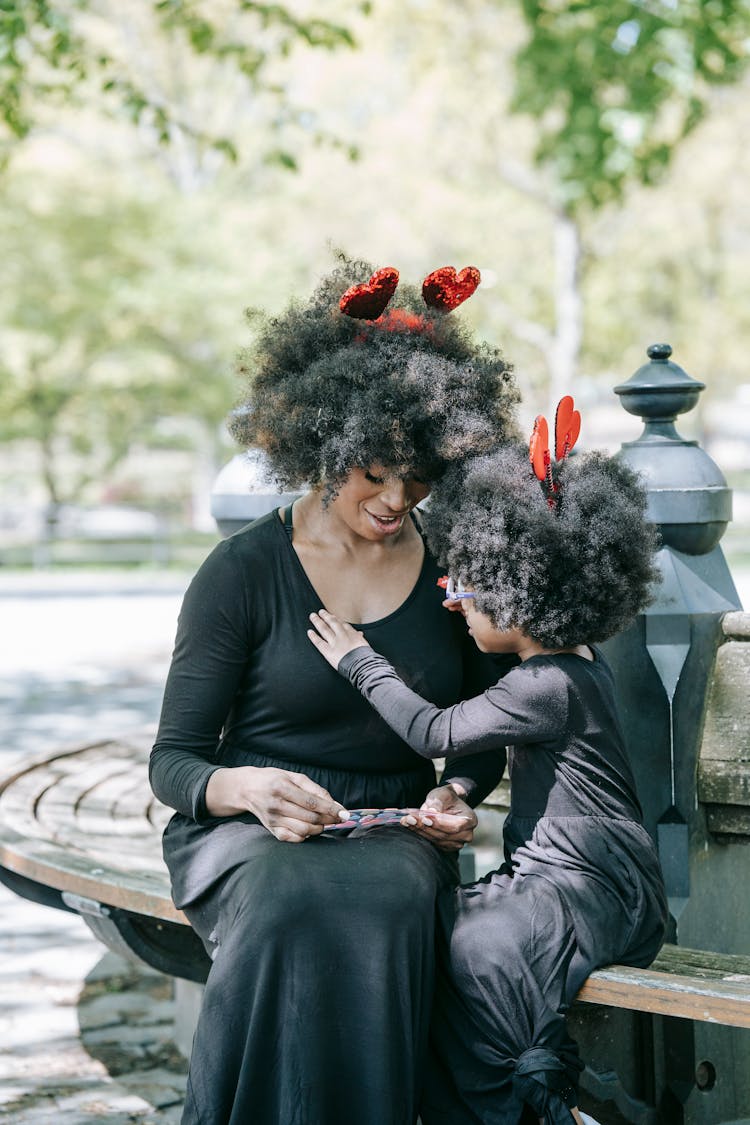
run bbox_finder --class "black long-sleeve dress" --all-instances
[149,507,507,1125]
[339,645,669,1125]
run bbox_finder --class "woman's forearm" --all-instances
[204,767,245,816]
[148,744,219,821]
[440,751,505,807]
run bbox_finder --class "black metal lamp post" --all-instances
[575,346,746,1125]
[610,343,739,928]
[210,449,298,538]
[614,343,732,556]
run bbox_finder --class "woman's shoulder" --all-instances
[222,509,286,552]
[188,510,288,590]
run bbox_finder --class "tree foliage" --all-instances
[512,0,750,211]
[0,0,358,166]
[0,177,241,508]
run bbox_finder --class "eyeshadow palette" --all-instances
[323,807,424,833]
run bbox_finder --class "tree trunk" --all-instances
[548,209,583,417]
[494,160,585,413]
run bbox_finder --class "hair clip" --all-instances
[422,266,481,311]
[339,267,400,320]
[340,265,481,322]
[529,395,581,510]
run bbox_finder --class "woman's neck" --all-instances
[284,491,425,624]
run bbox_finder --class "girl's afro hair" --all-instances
[425,444,660,648]
[230,255,519,490]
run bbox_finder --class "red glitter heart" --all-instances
[340,267,399,320]
[422,266,481,311]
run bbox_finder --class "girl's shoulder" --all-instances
[514,648,616,710]
[493,656,571,707]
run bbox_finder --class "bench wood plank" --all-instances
[579,946,750,1028]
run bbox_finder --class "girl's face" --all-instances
[330,465,431,541]
[461,599,525,654]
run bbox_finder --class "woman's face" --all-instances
[330,465,431,541]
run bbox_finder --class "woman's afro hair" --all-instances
[230,255,519,491]
[425,444,660,648]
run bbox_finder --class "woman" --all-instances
[149,257,519,1125]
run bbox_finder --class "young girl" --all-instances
[307,431,668,1125]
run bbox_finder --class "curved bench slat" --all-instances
[578,948,750,1028]
[0,734,183,924]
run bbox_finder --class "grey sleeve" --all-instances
[338,648,567,761]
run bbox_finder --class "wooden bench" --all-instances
[0,731,210,983]
[2,733,750,1030]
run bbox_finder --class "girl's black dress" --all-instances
[339,645,669,1124]
[149,508,505,1125]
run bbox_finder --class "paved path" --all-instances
[1,570,193,1124]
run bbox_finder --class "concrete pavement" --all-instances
[0,891,187,1124]
[1,570,191,1124]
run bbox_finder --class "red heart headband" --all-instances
[529,395,581,510]
[339,265,481,321]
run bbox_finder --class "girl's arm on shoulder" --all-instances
[307,609,369,665]
[440,626,518,804]
[308,610,568,761]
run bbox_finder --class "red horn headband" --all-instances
[339,265,481,321]
[529,395,581,510]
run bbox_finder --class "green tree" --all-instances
[0,176,242,521]
[486,0,750,411]
[0,0,358,168]
[512,0,750,212]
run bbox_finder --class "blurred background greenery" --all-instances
[1,0,749,576]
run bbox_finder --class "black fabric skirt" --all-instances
[163,749,438,909]
[166,815,456,1125]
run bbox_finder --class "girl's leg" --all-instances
[421,872,584,1125]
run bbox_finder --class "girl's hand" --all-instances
[308,609,371,669]
[402,784,477,851]
[205,765,349,843]
[441,598,466,614]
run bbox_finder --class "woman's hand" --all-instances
[205,766,349,843]
[308,609,371,669]
[404,783,477,852]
